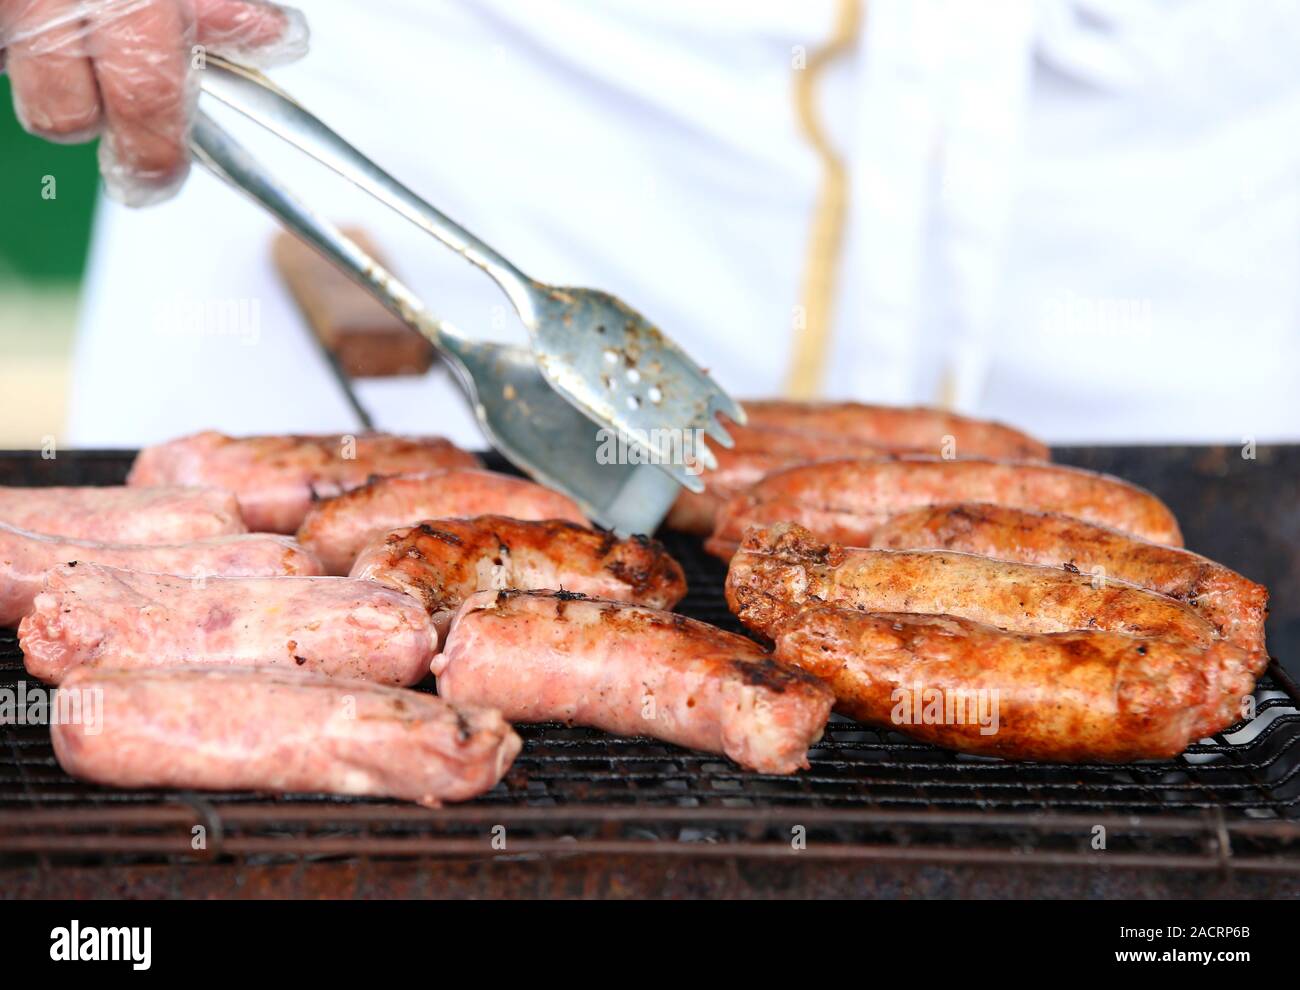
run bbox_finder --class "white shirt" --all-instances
[68,0,1300,448]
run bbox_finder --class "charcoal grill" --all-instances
[2,447,1300,898]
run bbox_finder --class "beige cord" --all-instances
[785,0,863,400]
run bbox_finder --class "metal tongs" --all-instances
[190,55,743,535]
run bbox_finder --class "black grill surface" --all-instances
[2,448,1299,877]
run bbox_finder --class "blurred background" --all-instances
[0,76,98,448]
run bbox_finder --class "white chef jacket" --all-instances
[66,0,1300,448]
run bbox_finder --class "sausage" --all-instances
[0,485,246,543]
[350,516,687,640]
[707,456,1183,558]
[736,400,1050,460]
[20,563,437,685]
[298,470,590,575]
[670,408,1044,537]
[667,450,800,536]
[128,431,482,533]
[870,503,1269,670]
[0,522,323,627]
[438,589,834,774]
[774,608,1253,762]
[727,423,909,459]
[51,666,520,806]
[667,440,891,536]
[726,524,1228,649]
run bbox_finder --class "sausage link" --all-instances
[298,470,589,575]
[668,442,891,536]
[51,666,520,806]
[870,503,1268,669]
[727,523,1220,648]
[0,522,322,627]
[351,516,686,639]
[20,563,436,685]
[737,400,1050,460]
[708,456,1182,558]
[128,431,481,533]
[439,589,834,774]
[774,608,1253,762]
[0,485,246,543]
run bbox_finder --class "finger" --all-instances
[193,0,307,66]
[88,0,195,205]
[1,0,102,143]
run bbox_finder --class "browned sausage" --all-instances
[438,589,834,774]
[667,449,809,536]
[667,441,894,536]
[708,456,1182,558]
[774,607,1253,762]
[350,516,687,639]
[870,503,1268,669]
[736,400,1050,460]
[727,524,1220,649]
[298,470,588,574]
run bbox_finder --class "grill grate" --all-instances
[1,450,1299,874]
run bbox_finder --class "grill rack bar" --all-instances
[2,801,1298,873]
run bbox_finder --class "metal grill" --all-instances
[2,449,1300,877]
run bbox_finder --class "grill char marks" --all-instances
[438,590,834,774]
[298,469,589,574]
[725,523,1260,762]
[726,523,1221,649]
[774,608,1252,762]
[707,456,1184,559]
[869,503,1269,669]
[349,517,686,641]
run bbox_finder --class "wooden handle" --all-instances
[272,228,435,378]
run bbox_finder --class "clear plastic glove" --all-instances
[0,0,308,206]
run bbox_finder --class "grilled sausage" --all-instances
[870,503,1269,670]
[727,424,907,459]
[0,523,323,627]
[298,470,589,575]
[438,589,834,774]
[20,563,436,685]
[774,608,1254,762]
[708,456,1182,558]
[0,485,246,543]
[128,431,481,533]
[668,450,800,536]
[350,516,687,639]
[737,400,1050,461]
[668,441,892,536]
[51,666,520,806]
[727,524,1223,648]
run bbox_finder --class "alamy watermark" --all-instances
[595,427,707,474]
[0,683,102,735]
[891,682,1000,736]
[1041,291,1152,339]
[151,294,261,346]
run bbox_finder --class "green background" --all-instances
[0,76,100,284]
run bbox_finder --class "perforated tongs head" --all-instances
[192,54,745,534]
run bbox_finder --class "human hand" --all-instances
[0,0,308,205]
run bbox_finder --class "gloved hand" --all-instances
[0,0,308,206]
